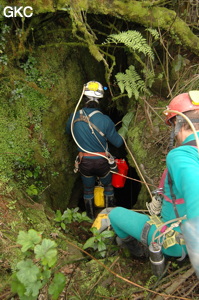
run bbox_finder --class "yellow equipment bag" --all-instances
[94,186,105,208]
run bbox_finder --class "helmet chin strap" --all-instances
[86,97,99,104]
[169,115,199,150]
[169,123,176,150]
[169,116,184,150]
[174,115,185,136]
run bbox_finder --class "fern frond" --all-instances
[105,30,154,60]
[146,28,160,41]
[142,69,155,88]
[116,65,150,99]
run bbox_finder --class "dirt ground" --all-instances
[1,195,199,300]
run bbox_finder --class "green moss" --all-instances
[127,121,147,162]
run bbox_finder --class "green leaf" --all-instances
[11,273,38,299]
[90,227,98,235]
[61,222,66,230]
[40,269,51,283]
[25,280,43,297]
[48,273,66,300]
[16,259,40,285]
[17,229,42,252]
[54,210,63,222]
[34,239,57,267]
[83,236,96,249]
[101,230,115,239]
[15,259,43,297]
[11,273,26,297]
[118,111,134,138]
[19,295,37,300]
[97,241,107,252]
[26,184,38,196]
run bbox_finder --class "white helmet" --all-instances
[84,81,104,98]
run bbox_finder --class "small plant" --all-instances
[11,229,66,300]
[144,275,157,297]
[115,65,150,99]
[54,208,92,231]
[83,227,115,258]
[6,200,17,210]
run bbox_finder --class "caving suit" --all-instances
[66,107,123,207]
[109,132,199,257]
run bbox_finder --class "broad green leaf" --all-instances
[97,241,107,252]
[20,295,37,300]
[54,210,63,222]
[48,273,66,300]
[90,227,98,235]
[41,269,51,282]
[11,274,38,300]
[25,280,43,297]
[73,207,79,213]
[118,111,134,139]
[61,222,66,230]
[101,230,115,238]
[26,184,38,196]
[16,259,40,285]
[83,236,96,249]
[11,273,26,296]
[17,229,42,252]
[34,239,57,267]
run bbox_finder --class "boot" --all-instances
[105,195,115,207]
[116,235,149,258]
[84,198,95,220]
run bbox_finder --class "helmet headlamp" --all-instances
[189,91,199,106]
[84,81,104,98]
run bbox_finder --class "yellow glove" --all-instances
[92,207,114,233]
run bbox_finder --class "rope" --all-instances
[122,137,153,200]
[70,86,110,160]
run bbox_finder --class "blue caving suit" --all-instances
[66,107,123,201]
[109,132,199,257]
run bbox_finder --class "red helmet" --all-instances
[164,91,199,125]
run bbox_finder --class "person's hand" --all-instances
[92,207,114,233]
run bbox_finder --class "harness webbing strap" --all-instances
[141,222,151,246]
[158,169,184,204]
[73,110,105,137]
[182,140,197,146]
[168,172,180,219]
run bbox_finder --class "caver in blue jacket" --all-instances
[66,107,123,153]
[66,84,123,219]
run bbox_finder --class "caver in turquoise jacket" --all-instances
[109,132,199,257]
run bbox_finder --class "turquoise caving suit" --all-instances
[66,107,123,200]
[109,132,199,257]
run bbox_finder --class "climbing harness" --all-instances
[73,109,105,137]
[147,215,186,249]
